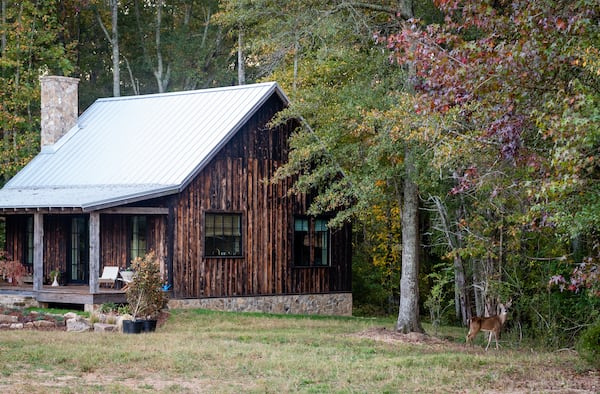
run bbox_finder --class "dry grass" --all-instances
[0,309,598,393]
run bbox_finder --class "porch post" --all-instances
[33,213,44,291]
[89,212,100,293]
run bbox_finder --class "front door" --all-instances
[68,216,89,283]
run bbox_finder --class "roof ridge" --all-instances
[95,81,278,103]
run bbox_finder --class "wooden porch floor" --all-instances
[0,283,127,306]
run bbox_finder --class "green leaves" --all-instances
[0,1,74,185]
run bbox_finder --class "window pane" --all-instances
[25,216,33,267]
[294,218,310,266]
[131,216,147,261]
[205,213,242,257]
[315,219,328,232]
[294,218,308,232]
[314,219,329,266]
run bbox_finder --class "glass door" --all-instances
[69,216,89,283]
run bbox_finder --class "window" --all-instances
[294,217,330,267]
[24,216,33,268]
[205,213,242,257]
[130,216,147,261]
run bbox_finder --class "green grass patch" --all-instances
[0,309,595,393]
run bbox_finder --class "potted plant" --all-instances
[50,269,61,286]
[124,251,168,333]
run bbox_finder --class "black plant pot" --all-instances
[122,319,143,334]
[141,319,157,333]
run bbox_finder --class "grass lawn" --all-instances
[0,309,597,393]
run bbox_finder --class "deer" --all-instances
[466,299,512,351]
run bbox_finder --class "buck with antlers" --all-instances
[466,299,512,350]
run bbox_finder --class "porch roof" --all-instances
[0,82,288,212]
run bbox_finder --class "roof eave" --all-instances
[81,185,180,212]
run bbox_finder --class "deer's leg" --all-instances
[485,331,493,351]
[495,330,500,349]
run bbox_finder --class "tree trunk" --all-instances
[453,202,469,325]
[152,1,170,93]
[453,254,469,324]
[110,0,120,97]
[96,0,120,97]
[237,27,245,85]
[1,0,6,54]
[395,0,423,334]
[396,155,424,333]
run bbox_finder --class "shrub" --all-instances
[576,318,600,370]
[0,254,27,286]
[126,251,168,320]
[99,302,116,313]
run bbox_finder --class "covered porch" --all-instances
[0,282,127,309]
[1,206,169,308]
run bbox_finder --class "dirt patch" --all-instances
[353,327,600,393]
[353,326,449,345]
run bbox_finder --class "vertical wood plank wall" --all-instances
[100,214,167,273]
[173,93,352,299]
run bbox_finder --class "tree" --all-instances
[385,0,599,328]
[243,0,435,332]
[0,1,74,184]
[94,0,120,96]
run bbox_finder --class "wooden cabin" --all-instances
[0,76,352,315]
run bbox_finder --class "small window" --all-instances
[24,216,34,268]
[205,213,242,257]
[130,216,147,261]
[294,217,330,267]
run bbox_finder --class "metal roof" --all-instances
[0,82,288,211]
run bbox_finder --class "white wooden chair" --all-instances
[98,266,119,288]
[118,270,135,291]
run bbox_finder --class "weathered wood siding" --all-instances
[173,93,352,299]
[6,215,69,279]
[43,215,69,276]
[6,213,167,281]
[5,216,27,264]
[99,214,167,271]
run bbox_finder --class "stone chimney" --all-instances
[40,76,79,148]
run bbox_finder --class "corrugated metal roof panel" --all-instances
[0,82,288,210]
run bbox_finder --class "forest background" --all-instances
[0,0,598,348]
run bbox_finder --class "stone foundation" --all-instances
[0,295,39,309]
[168,293,352,316]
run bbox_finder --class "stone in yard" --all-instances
[63,312,78,320]
[34,320,56,328]
[0,315,18,323]
[66,316,92,332]
[94,323,117,332]
[10,323,23,329]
